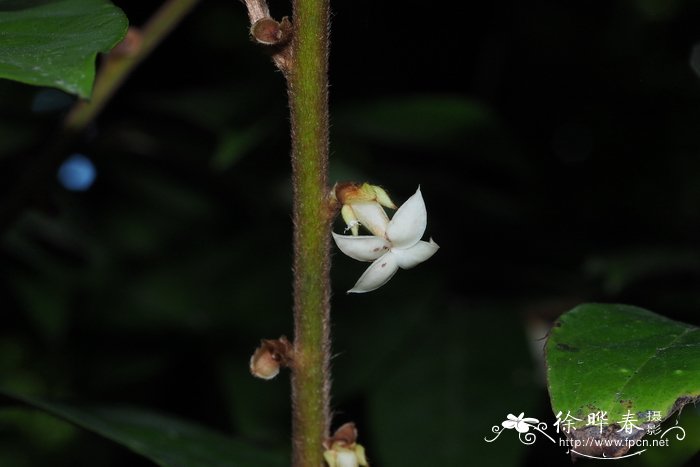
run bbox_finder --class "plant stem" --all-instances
[288,0,332,465]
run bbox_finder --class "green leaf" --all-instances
[0,0,128,98]
[1,391,286,467]
[546,304,700,446]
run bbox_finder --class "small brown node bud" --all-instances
[249,336,293,380]
[251,17,292,46]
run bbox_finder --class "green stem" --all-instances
[288,0,332,465]
[64,0,201,131]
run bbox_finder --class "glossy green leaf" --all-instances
[546,304,700,428]
[1,391,286,467]
[0,0,128,98]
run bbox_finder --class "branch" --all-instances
[287,0,332,463]
[242,0,333,465]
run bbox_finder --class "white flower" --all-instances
[501,413,539,433]
[333,186,439,293]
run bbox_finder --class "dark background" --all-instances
[1,0,699,465]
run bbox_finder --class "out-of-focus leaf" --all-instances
[584,248,700,294]
[0,123,39,158]
[367,304,537,467]
[0,391,286,467]
[546,304,700,457]
[0,407,77,449]
[219,357,290,442]
[334,96,493,148]
[633,0,683,20]
[12,276,70,341]
[139,88,259,131]
[0,0,128,98]
[210,125,266,172]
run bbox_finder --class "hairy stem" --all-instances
[288,0,332,465]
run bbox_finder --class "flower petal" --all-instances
[336,450,360,467]
[392,238,439,269]
[332,232,391,262]
[347,252,399,293]
[386,186,427,248]
[502,421,517,429]
[351,202,389,238]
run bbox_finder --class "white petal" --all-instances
[392,238,439,269]
[351,202,389,238]
[336,451,359,467]
[332,232,391,262]
[502,420,517,429]
[348,252,399,293]
[386,186,427,248]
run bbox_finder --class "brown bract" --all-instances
[323,422,358,450]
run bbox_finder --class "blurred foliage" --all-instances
[0,391,286,467]
[1,0,699,466]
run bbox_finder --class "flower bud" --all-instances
[323,422,369,467]
[250,16,292,46]
[249,336,293,380]
[332,182,396,237]
[334,183,395,208]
